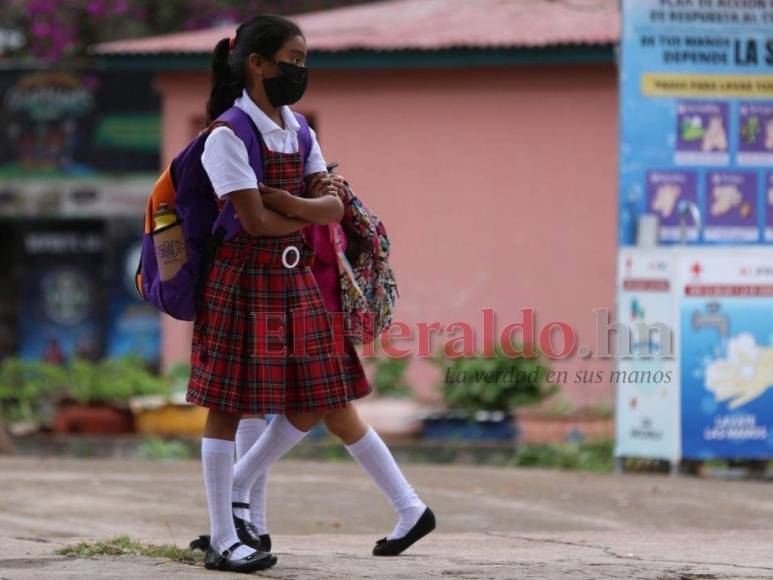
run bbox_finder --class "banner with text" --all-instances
[620,0,773,246]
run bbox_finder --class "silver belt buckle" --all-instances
[282,245,301,269]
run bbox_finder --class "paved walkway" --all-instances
[1,457,772,579]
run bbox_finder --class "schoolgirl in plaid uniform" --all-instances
[222,180,435,558]
[187,140,353,414]
[263,187,437,556]
[197,195,436,561]
[187,16,369,573]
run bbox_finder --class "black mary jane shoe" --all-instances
[372,507,436,557]
[190,502,272,553]
[232,502,272,551]
[203,541,277,573]
[190,531,271,553]
[233,505,272,552]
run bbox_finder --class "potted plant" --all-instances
[0,420,13,454]
[54,356,169,435]
[0,358,70,435]
[517,398,615,444]
[129,362,208,437]
[425,346,559,440]
[368,356,413,398]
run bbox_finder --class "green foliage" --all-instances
[285,440,351,462]
[512,438,614,473]
[591,401,614,419]
[543,396,576,417]
[541,398,614,419]
[136,437,193,461]
[366,356,413,398]
[55,534,200,564]
[435,346,559,414]
[0,356,169,427]
[0,359,70,426]
[67,356,168,405]
[2,0,383,62]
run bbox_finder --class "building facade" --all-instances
[97,0,621,405]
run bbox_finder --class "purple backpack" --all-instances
[135,106,312,321]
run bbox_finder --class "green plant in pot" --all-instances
[0,358,71,434]
[366,356,413,398]
[55,356,169,435]
[427,346,559,440]
[67,356,168,405]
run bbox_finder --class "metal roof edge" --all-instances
[93,45,616,72]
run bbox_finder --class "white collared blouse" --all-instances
[201,89,327,198]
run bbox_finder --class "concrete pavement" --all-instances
[1,457,772,579]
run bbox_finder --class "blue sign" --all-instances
[679,251,773,459]
[18,221,106,361]
[620,0,773,246]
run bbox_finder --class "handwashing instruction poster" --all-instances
[615,249,680,461]
[680,250,773,459]
[620,0,773,246]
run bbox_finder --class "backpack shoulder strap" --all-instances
[293,112,312,165]
[211,107,264,183]
[208,107,264,239]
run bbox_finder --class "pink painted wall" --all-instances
[156,65,619,407]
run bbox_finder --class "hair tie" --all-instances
[228,37,236,50]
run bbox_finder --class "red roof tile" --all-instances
[95,0,619,55]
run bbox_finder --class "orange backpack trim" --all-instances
[137,120,234,298]
[138,165,177,296]
[145,166,176,234]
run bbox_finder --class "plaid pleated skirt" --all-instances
[304,224,371,401]
[187,231,368,414]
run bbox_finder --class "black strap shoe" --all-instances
[232,501,272,550]
[191,532,271,553]
[190,502,272,553]
[203,541,277,573]
[372,507,436,557]
[189,535,210,551]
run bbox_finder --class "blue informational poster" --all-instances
[679,250,773,459]
[620,0,773,246]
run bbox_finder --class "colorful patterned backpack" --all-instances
[330,182,398,344]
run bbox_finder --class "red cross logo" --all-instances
[691,262,702,277]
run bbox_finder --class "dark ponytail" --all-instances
[206,14,303,122]
[206,37,240,123]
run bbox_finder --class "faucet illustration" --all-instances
[677,199,701,244]
[692,302,730,338]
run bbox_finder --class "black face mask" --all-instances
[263,61,308,107]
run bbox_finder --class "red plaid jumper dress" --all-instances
[187,141,358,414]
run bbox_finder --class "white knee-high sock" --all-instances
[345,427,427,540]
[201,438,253,559]
[232,415,308,506]
[235,418,270,533]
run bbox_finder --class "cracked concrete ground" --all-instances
[1,457,773,579]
